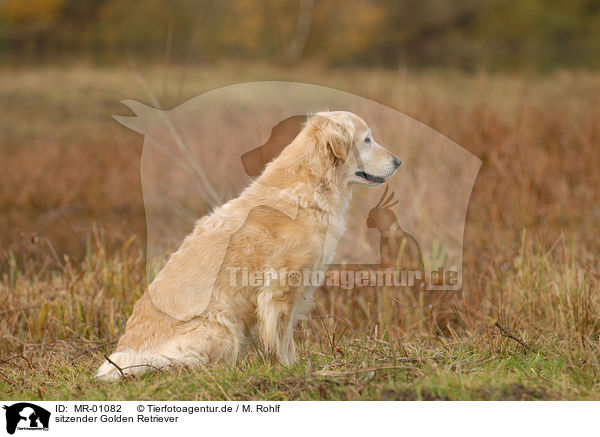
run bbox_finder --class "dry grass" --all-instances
[0,64,599,399]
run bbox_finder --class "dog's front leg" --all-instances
[256,288,296,365]
[281,296,307,365]
[284,329,296,364]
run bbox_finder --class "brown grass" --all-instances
[1,64,599,399]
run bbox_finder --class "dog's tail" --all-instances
[95,350,169,381]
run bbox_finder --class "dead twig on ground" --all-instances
[495,321,534,351]
[315,364,417,377]
[103,354,126,378]
[0,370,12,385]
[0,355,32,369]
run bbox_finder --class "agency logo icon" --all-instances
[113,81,481,320]
[3,403,50,435]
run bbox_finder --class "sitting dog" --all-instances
[96,111,401,380]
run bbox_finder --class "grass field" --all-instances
[1,64,599,400]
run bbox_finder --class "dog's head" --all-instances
[307,111,401,187]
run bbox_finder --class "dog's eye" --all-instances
[364,136,371,144]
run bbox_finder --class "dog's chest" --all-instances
[321,207,348,266]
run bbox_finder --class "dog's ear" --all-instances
[311,113,355,165]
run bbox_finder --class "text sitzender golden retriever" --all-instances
[97,111,401,380]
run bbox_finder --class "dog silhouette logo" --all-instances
[241,115,306,177]
[3,403,50,435]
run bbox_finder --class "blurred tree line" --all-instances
[1,0,599,70]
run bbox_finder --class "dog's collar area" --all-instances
[355,171,385,184]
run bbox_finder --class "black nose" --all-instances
[393,156,402,168]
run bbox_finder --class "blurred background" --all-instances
[2,0,600,69]
[1,0,599,356]
[2,0,600,258]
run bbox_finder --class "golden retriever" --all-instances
[96,111,401,380]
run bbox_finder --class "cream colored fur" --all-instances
[96,111,400,380]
